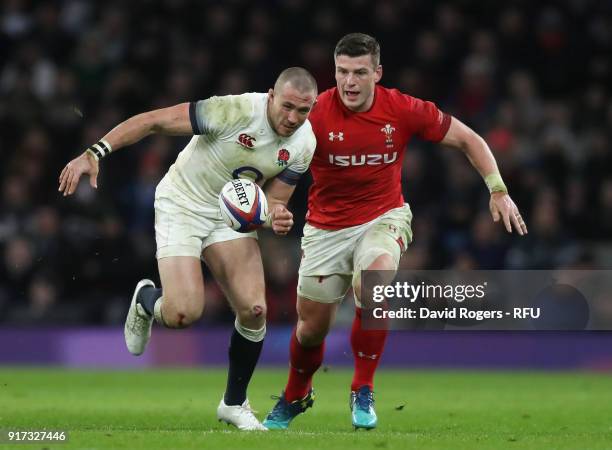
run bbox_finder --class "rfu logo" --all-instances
[237,133,256,149]
[328,131,344,141]
[276,148,290,166]
[380,124,396,148]
[328,152,397,166]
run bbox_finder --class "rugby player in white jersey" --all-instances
[58,67,318,431]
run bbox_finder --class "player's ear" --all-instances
[268,88,274,102]
[374,65,383,83]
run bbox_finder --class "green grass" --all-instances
[1,368,611,449]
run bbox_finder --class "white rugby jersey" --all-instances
[165,93,316,207]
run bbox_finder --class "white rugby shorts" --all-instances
[154,175,256,259]
[297,204,413,303]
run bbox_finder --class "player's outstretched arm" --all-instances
[264,178,296,236]
[440,117,528,235]
[58,103,192,196]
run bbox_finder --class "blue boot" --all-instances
[263,389,315,430]
[350,386,377,430]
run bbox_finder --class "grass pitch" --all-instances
[2,368,611,449]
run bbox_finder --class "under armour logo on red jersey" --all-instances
[328,131,344,141]
[237,133,256,149]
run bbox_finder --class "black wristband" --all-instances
[86,140,112,161]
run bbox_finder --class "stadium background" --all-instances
[0,0,611,370]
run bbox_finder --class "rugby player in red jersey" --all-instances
[264,33,527,430]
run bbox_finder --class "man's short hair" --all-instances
[274,67,318,95]
[334,33,381,67]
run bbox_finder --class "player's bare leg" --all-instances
[295,296,338,345]
[203,238,268,431]
[158,256,206,327]
[124,256,204,355]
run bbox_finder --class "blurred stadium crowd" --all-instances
[1,0,611,325]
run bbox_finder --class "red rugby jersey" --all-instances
[306,85,451,229]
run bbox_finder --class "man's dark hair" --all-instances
[334,33,381,66]
[274,67,318,95]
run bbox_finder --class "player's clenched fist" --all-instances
[58,151,99,196]
[269,205,294,235]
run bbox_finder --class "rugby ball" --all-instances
[219,179,268,232]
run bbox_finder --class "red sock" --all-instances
[285,328,325,402]
[351,307,388,392]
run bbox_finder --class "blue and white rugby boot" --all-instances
[263,389,315,429]
[350,385,377,430]
[124,279,155,355]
